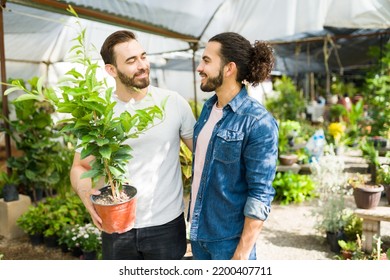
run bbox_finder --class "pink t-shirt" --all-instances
[190,103,223,221]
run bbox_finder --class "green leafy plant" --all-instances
[359,138,380,183]
[265,75,306,121]
[179,141,192,196]
[338,239,357,252]
[272,171,315,205]
[16,203,47,236]
[4,7,165,203]
[2,77,73,201]
[342,211,362,241]
[277,120,301,155]
[344,99,365,146]
[362,41,390,137]
[17,192,90,238]
[0,169,20,189]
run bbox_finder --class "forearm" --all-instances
[232,217,264,260]
[70,156,103,229]
[70,165,93,200]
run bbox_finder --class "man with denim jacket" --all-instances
[189,32,278,260]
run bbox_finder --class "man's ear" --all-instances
[224,62,237,78]
[105,64,117,77]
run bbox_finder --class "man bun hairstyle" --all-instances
[248,41,274,86]
[209,32,274,86]
[100,30,137,66]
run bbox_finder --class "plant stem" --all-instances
[104,160,118,203]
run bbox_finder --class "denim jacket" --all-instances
[190,87,278,242]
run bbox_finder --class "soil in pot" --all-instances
[353,184,384,209]
[91,185,137,234]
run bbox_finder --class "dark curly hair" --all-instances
[209,32,274,86]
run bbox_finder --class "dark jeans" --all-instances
[102,213,187,260]
[191,238,256,260]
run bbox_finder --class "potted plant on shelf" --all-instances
[348,173,384,209]
[0,169,19,202]
[277,120,301,166]
[5,7,165,234]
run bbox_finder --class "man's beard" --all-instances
[117,68,150,90]
[199,68,223,92]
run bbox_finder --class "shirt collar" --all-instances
[227,86,247,112]
[204,86,247,112]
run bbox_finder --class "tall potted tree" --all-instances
[5,7,165,233]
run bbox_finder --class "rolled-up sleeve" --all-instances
[244,196,271,220]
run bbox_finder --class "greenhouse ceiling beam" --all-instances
[8,0,199,43]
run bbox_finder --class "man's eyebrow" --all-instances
[202,55,211,61]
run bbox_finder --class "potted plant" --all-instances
[348,173,384,209]
[277,120,301,165]
[72,223,102,260]
[5,7,164,234]
[0,169,19,202]
[16,203,47,245]
[359,138,380,183]
[327,121,346,154]
[310,153,350,253]
[2,77,71,203]
[338,240,358,259]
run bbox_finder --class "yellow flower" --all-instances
[328,122,345,144]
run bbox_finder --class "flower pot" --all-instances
[353,185,384,209]
[28,233,44,246]
[279,154,298,166]
[326,230,346,253]
[82,250,97,260]
[71,247,83,257]
[91,185,137,234]
[2,184,19,202]
[44,235,59,248]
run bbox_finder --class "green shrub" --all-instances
[342,211,363,241]
[17,192,90,238]
[272,171,315,205]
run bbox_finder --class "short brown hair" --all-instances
[100,30,137,65]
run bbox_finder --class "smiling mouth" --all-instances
[199,73,207,81]
[135,71,149,78]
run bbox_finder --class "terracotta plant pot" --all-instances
[279,154,298,166]
[353,185,384,209]
[91,185,137,234]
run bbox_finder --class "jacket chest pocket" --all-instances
[214,129,244,163]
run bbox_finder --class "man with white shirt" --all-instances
[70,30,195,260]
